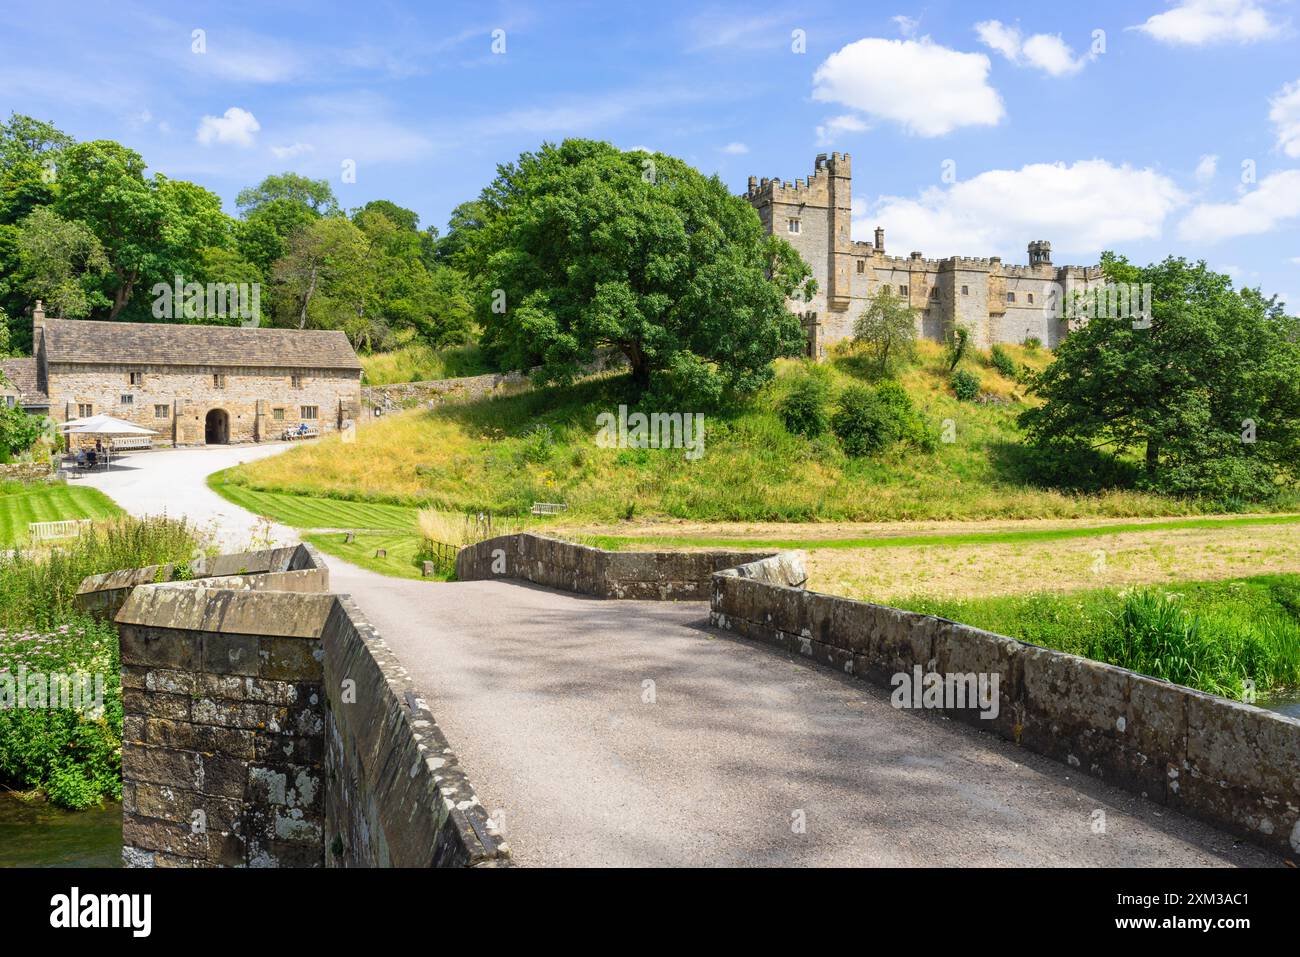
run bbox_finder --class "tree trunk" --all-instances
[298,266,318,329]
[1145,437,1160,473]
[108,273,136,320]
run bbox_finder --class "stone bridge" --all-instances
[76,534,1299,868]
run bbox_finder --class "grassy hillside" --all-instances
[224,341,1277,523]
[360,339,491,385]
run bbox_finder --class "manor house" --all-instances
[3,303,362,445]
[746,153,1106,356]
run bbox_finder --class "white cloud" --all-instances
[815,113,870,145]
[975,20,1092,76]
[720,141,749,155]
[1195,153,1219,183]
[1130,0,1279,46]
[812,37,1004,138]
[1270,80,1300,157]
[1178,169,1300,239]
[1290,256,1300,264]
[892,15,920,38]
[270,142,315,159]
[196,107,260,147]
[859,160,1188,259]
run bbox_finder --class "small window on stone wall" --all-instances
[128,372,143,386]
[214,373,226,389]
[1027,292,1035,304]
[881,284,890,295]
[1007,292,1016,303]
[77,404,93,418]
[856,260,865,274]
[273,408,285,421]
[155,404,169,418]
[961,285,970,296]
[301,405,318,420]
[900,284,909,297]
[930,287,939,300]
[120,394,134,406]
[787,219,801,234]
[291,374,304,389]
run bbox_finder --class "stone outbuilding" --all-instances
[10,303,362,446]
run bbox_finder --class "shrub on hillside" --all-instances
[1023,336,1042,351]
[990,344,1017,379]
[831,382,937,457]
[946,327,970,371]
[779,373,831,437]
[951,369,980,401]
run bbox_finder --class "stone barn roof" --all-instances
[0,358,49,407]
[41,318,363,372]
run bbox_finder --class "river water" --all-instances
[0,794,121,867]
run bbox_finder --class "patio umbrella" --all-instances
[63,415,158,470]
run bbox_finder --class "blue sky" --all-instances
[1,0,1298,308]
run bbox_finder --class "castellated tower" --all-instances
[745,156,1104,355]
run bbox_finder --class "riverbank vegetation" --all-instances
[0,515,198,808]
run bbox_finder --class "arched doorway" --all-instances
[205,409,230,445]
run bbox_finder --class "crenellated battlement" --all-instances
[745,153,1102,351]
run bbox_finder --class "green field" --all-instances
[305,531,442,580]
[0,482,123,547]
[588,513,1300,552]
[208,477,419,531]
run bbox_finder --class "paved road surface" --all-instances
[86,445,1279,867]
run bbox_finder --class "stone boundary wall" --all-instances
[361,350,625,421]
[456,532,781,600]
[710,555,1300,862]
[78,544,508,868]
[0,461,53,482]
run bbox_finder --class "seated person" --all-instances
[75,448,88,468]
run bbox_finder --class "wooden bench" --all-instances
[29,519,92,543]
[111,436,153,451]
[530,502,568,515]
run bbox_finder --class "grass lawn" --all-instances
[901,574,1300,700]
[208,475,418,531]
[360,338,492,385]
[305,531,449,580]
[0,482,122,547]
[223,341,1279,524]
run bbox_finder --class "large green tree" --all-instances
[466,139,814,397]
[15,206,108,318]
[853,286,917,375]
[1021,254,1300,501]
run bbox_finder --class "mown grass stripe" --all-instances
[0,484,123,547]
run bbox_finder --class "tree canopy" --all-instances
[465,139,814,400]
[1021,253,1300,502]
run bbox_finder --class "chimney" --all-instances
[874,227,885,253]
[33,300,46,324]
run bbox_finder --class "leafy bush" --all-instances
[951,369,980,401]
[1023,336,1042,351]
[831,386,893,457]
[990,344,1017,379]
[779,373,831,437]
[831,382,936,456]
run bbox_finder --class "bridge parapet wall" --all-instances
[711,555,1300,863]
[77,544,509,868]
[456,532,783,599]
